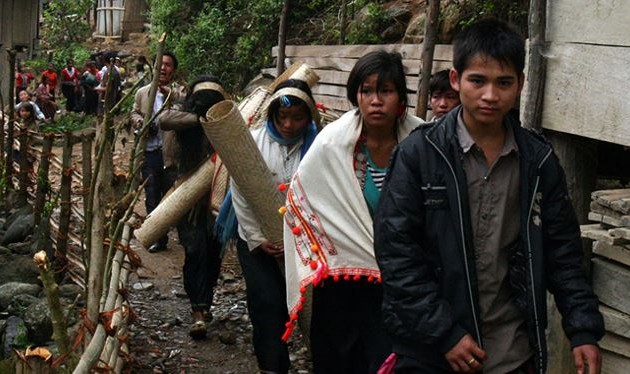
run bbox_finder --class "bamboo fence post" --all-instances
[16,124,31,206]
[86,72,118,334]
[33,134,54,227]
[415,0,440,119]
[74,223,133,373]
[33,251,70,353]
[56,133,74,267]
[6,49,17,199]
[0,88,6,170]
[81,134,93,220]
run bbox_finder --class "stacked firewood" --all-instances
[581,189,630,372]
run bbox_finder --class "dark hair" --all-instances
[184,75,226,117]
[178,75,226,173]
[346,51,408,108]
[267,79,315,122]
[452,19,525,76]
[163,52,178,70]
[19,102,35,119]
[430,70,454,95]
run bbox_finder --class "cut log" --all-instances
[602,350,630,374]
[581,224,627,245]
[600,333,630,359]
[609,227,630,241]
[593,241,630,267]
[591,201,625,219]
[592,258,630,315]
[600,305,630,339]
[588,212,623,227]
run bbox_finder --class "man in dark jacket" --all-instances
[374,20,604,373]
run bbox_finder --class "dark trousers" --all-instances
[176,208,222,312]
[311,281,392,374]
[236,238,290,373]
[61,84,77,112]
[394,352,535,373]
[84,89,98,115]
[141,150,172,248]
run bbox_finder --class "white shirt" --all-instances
[231,125,303,251]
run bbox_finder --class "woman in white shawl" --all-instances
[283,51,424,372]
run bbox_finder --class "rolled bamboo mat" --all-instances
[134,159,215,247]
[210,157,229,216]
[201,100,284,245]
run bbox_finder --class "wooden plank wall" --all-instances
[541,0,630,146]
[263,44,453,115]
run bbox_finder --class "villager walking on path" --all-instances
[283,51,423,373]
[231,79,320,374]
[158,75,229,339]
[374,20,604,373]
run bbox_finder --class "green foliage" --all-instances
[40,112,94,134]
[346,2,389,44]
[41,0,93,49]
[149,0,283,91]
[456,0,528,34]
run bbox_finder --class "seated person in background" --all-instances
[429,69,460,120]
[15,90,46,121]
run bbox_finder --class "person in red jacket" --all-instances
[42,63,58,100]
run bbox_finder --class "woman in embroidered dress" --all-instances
[230,79,320,374]
[282,51,423,373]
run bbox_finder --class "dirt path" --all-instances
[126,230,311,373]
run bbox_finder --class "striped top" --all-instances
[367,164,388,191]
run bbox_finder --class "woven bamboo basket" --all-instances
[201,100,285,245]
[134,159,215,247]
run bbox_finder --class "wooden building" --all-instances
[93,0,147,40]
[0,0,42,103]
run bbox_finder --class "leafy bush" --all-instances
[346,3,389,44]
[40,112,95,134]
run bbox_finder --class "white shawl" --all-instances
[282,109,423,339]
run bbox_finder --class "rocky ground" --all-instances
[126,231,312,373]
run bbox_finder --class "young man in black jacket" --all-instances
[374,19,604,373]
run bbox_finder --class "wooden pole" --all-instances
[86,67,118,332]
[0,87,6,172]
[34,134,54,227]
[339,0,347,44]
[81,135,93,219]
[34,251,70,354]
[56,134,74,268]
[6,49,17,200]
[276,0,290,77]
[415,0,440,119]
[16,124,31,207]
[522,0,547,131]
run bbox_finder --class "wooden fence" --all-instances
[263,43,453,115]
